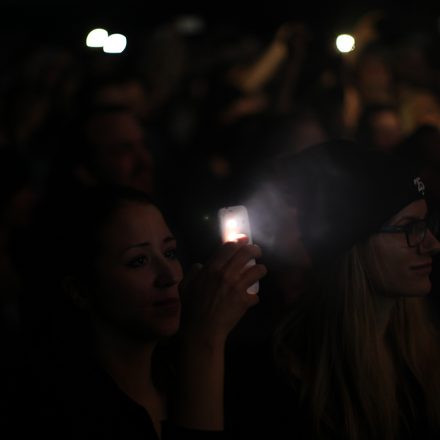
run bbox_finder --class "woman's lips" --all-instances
[152,298,180,312]
[410,263,432,275]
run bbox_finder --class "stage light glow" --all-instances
[86,28,108,47]
[336,34,355,53]
[103,33,127,53]
[175,15,205,34]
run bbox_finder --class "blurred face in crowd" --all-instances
[88,201,183,341]
[85,111,154,195]
[357,54,392,102]
[370,109,402,152]
[94,79,151,122]
[369,199,440,297]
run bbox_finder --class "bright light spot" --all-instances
[336,34,355,53]
[226,232,247,242]
[103,33,127,53]
[224,218,247,242]
[226,219,237,230]
[86,28,108,48]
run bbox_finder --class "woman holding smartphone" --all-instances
[16,185,266,439]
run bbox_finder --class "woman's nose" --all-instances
[154,257,182,288]
[420,228,440,255]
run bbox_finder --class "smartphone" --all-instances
[218,205,258,294]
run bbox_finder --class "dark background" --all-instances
[0,1,438,49]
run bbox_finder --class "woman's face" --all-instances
[89,202,183,341]
[86,112,154,195]
[369,199,440,297]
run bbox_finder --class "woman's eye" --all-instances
[127,255,149,268]
[164,248,178,260]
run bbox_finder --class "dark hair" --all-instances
[20,185,154,331]
[56,184,154,283]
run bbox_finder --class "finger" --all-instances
[204,241,246,272]
[236,234,249,245]
[236,264,267,292]
[222,244,263,278]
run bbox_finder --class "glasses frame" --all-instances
[379,217,438,247]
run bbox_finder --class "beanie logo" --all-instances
[413,177,425,195]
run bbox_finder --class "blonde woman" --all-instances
[272,140,440,439]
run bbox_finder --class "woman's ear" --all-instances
[63,276,91,310]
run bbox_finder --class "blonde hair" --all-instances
[274,241,440,440]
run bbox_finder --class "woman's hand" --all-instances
[171,241,266,430]
[179,241,267,347]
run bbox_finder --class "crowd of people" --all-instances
[1,7,440,439]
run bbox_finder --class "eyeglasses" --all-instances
[379,216,440,247]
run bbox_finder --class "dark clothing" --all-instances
[5,336,224,440]
[51,361,161,440]
[225,340,303,439]
[56,362,223,440]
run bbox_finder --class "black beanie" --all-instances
[275,139,425,264]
